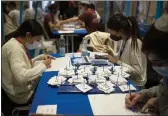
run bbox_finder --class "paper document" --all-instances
[119,84,137,92]
[76,83,92,93]
[65,53,82,58]
[36,105,57,115]
[89,52,108,58]
[45,57,71,72]
[58,31,74,34]
[88,94,151,115]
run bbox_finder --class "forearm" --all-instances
[60,17,79,24]
[117,60,141,77]
[32,54,45,63]
[138,85,160,103]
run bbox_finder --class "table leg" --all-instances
[71,36,74,52]
[66,36,69,53]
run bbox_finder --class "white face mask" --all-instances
[26,41,40,50]
[153,66,168,77]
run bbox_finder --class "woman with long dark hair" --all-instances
[107,13,147,87]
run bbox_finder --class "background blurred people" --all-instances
[90,3,101,23]
[43,3,59,39]
[56,1,99,34]
[2,2,18,39]
[23,1,43,24]
[65,1,79,18]
[8,1,20,27]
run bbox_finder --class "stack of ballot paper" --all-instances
[88,75,106,84]
[119,84,137,92]
[89,52,108,59]
[75,83,92,93]
[47,76,66,86]
[58,68,75,77]
[78,65,94,70]
[68,75,87,85]
[109,75,128,85]
[77,68,93,76]
[97,82,115,94]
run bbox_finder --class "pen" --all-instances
[129,84,135,112]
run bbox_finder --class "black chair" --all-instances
[1,88,30,116]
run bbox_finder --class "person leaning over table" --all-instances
[2,19,54,105]
[44,3,60,39]
[125,14,168,115]
[106,13,147,87]
[56,1,99,34]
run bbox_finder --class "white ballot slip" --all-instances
[45,57,70,72]
[36,105,57,115]
[76,84,92,93]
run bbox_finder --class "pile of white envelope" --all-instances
[47,64,136,93]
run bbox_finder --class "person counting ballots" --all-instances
[56,1,99,34]
[105,13,147,87]
[125,14,168,115]
[2,19,55,104]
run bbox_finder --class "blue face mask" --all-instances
[153,66,168,78]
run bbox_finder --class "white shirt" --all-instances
[117,38,147,86]
[2,38,47,104]
[8,9,20,27]
[95,11,101,23]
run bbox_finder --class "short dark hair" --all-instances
[2,1,9,14]
[24,4,29,10]
[48,3,57,13]
[14,19,44,37]
[89,3,95,10]
[142,25,168,60]
[8,1,16,9]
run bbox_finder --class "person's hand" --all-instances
[103,55,119,63]
[55,21,62,29]
[141,97,157,113]
[125,93,142,108]
[44,55,56,60]
[43,59,52,68]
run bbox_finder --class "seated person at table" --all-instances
[44,3,59,38]
[2,19,53,105]
[106,13,147,87]
[125,14,168,115]
[56,1,99,34]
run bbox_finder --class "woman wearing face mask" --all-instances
[106,13,147,87]
[125,14,168,115]
[2,19,53,107]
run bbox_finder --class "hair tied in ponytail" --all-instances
[127,18,132,29]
